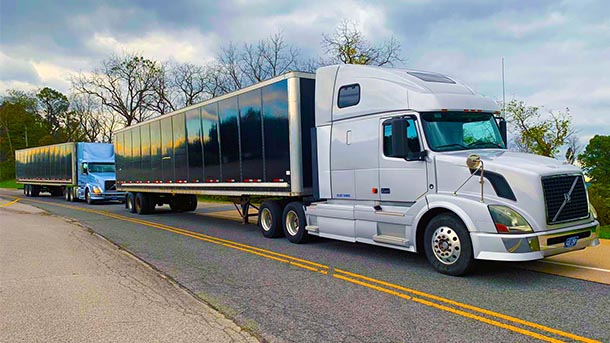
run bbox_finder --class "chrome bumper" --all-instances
[470,221,600,261]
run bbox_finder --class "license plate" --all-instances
[565,236,578,248]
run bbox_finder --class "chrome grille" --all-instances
[541,175,589,224]
[105,180,116,191]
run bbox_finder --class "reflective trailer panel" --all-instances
[202,104,221,182]
[160,117,174,182]
[140,123,151,182]
[262,79,289,182]
[219,97,240,182]
[173,112,188,182]
[186,108,203,183]
[239,88,263,182]
[150,120,161,182]
[115,132,125,182]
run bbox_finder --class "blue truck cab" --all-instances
[75,143,124,204]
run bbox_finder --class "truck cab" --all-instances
[73,143,124,204]
[306,65,599,275]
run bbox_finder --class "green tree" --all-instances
[578,135,610,226]
[504,99,574,158]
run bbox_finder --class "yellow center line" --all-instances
[0,198,20,207]
[9,195,602,343]
[332,268,601,343]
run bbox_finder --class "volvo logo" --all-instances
[552,176,580,223]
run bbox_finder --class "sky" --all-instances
[1,0,609,147]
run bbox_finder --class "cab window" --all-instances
[383,118,421,157]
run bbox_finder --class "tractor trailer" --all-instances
[15,142,124,204]
[114,65,599,275]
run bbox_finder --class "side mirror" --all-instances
[81,162,88,175]
[390,117,407,158]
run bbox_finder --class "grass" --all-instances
[597,225,610,240]
[0,179,19,189]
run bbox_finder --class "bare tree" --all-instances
[565,134,583,164]
[71,53,161,127]
[321,20,403,67]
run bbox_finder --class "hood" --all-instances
[433,149,586,231]
[434,149,580,177]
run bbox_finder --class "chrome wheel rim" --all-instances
[127,196,133,210]
[431,226,461,265]
[285,210,299,236]
[261,208,273,232]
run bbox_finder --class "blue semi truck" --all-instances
[15,142,124,204]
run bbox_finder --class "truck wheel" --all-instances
[135,193,152,215]
[423,213,474,276]
[86,189,95,205]
[25,185,30,197]
[31,185,40,197]
[64,188,71,201]
[126,193,136,213]
[259,200,284,238]
[182,195,198,212]
[282,202,309,244]
[70,188,78,202]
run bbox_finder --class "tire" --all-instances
[70,188,78,202]
[126,193,136,213]
[25,185,30,197]
[86,189,95,205]
[423,213,474,276]
[64,188,70,201]
[135,192,152,215]
[258,200,284,238]
[169,195,185,212]
[183,195,198,212]
[282,202,309,244]
[31,185,40,197]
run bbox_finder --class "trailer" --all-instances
[15,142,124,204]
[115,65,599,275]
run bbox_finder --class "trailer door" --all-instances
[378,116,428,202]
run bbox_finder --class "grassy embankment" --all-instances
[0,179,19,189]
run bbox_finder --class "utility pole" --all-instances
[501,57,506,118]
[24,126,29,147]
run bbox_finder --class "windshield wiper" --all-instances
[434,143,468,150]
[467,141,503,148]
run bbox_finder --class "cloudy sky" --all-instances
[1,0,609,145]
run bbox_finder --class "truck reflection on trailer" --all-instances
[15,142,124,204]
[114,65,599,275]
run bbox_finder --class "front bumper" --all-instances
[90,192,126,201]
[471,221,600,261]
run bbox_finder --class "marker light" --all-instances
[488,205,533,234]
[590,203,598,220]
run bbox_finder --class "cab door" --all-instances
[378,116,428,202]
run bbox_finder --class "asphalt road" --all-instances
[1,189,608,343]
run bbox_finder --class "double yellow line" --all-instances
[0,198,20,207]
[11,196,602,343]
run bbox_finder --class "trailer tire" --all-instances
[282,202,309,244]
[183,195,198,212]
[31,185,40,197]
[135,193,152,215]
[64,188,71,201]
[423,213,474,276]
[25,185,30,197]
[259,200,284,238]
[127,193,136,213]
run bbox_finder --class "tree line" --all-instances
[0,20,607,226]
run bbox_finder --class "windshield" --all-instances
[88,163,115,173]
[420,112,505,152]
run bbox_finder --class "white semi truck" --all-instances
[114,64,599,275]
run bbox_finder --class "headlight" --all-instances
[92,186,102,194]
[590,203,598,220]
[488,205,533,234]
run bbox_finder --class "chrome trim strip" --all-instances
[288,76,303,194]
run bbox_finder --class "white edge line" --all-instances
[540,260,610,273]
